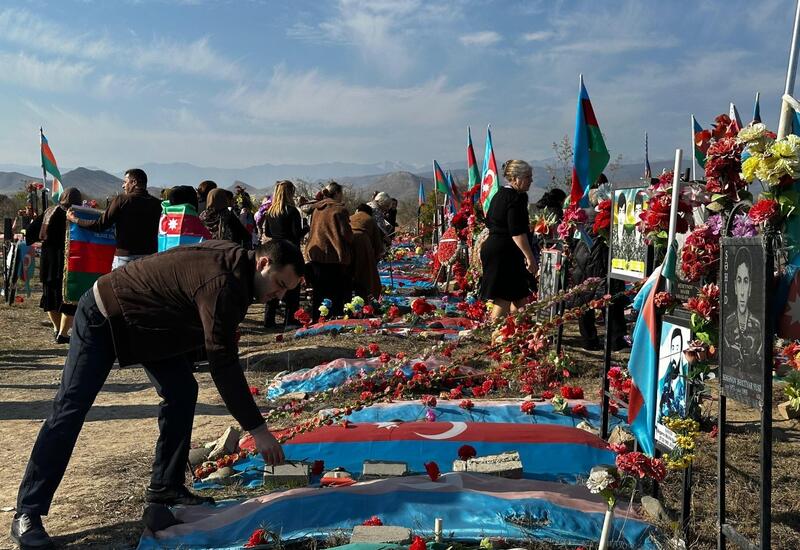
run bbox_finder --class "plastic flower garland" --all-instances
[639,171,692,247]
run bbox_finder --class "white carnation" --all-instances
[586,467,616,494]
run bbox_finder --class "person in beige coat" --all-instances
[349,203,384,299]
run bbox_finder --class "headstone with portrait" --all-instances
[655,316,692,451]
[609,184,652,282]
[719,238,767,409]
[538,248,562,322]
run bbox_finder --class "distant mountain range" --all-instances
[0,158,694,204]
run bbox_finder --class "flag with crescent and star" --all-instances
[158,201,212,252]
[479,125,499,214]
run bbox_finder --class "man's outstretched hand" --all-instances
[249,424,285,466]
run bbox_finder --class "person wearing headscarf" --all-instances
[306,181,353,321]
[367,191,394,246]
[199,188,251,247]
[32,188,83,343]
[167,185,199,211]
[349,203,384,299]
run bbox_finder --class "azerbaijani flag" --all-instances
[692,116,708,169]
[479,125,499,214]
[570,76,610,207]
[433,160,450,195]
[627,240,677,456]
[158,201,212,252]
[40,129,63,204]
[63,206,116,303]
[467,126,481,192]
[729,102,743,132]
[752,92,761,124]
[417,179,426,210]
[447,171,461,213]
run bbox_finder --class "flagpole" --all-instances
[690,115,697,181]
[754,91,760,122]
[666,149,683,294]
[432,160,439,247]
[39,127,48,205]
[778,0,800,139]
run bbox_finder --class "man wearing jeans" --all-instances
[67,168,161,270]
[11,240,304,549]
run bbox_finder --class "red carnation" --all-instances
[311,460,324,475]
[457,445,477,460]
[424,461,440,481]
[520,401,536,415]
[362,516,383,526]
[387,305,401,318]
[748,198,780,224]
[245,528,269,548]
[379,352,391,363]
[421,395,437,408]
[459,399,474,410]
[368,342,381,355]
[355,346,366,358]
[410,536,427,550]
[571,403,588,416]
[542,390,554,399]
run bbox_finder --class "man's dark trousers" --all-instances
[16,291,198,515]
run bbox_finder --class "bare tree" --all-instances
[543,135,572,191]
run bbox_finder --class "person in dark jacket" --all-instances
[200,188,251,247]
[168,185,199,211]
[67,168,161,270]
[306,181,353,321]
[262,180,306,329]
[349,203,384,299]
[27,188,83,344]
[10,240,305,549]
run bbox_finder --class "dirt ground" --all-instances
[1,292,799,549]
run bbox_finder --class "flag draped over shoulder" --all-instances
[433,160,450,195]
[627,240,677,456]
[479,126,499,214]
[158,201,212,252]
[570,77,610,207]
[64,207,116,303]
[40,130,63,203]
[467,126,481,192]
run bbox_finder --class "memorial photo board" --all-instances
[539,248,562,320]
[720,238,766,409]
[609,184,649,281]
[655,316,691,451]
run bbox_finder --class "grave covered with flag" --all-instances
[158,201,212,252]
[63,206,116,303]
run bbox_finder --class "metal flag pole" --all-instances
[778,0,800,139]
[690,115,697,181]
[666,149,683,294]
[39,127,48,204]
[432,160,439,247]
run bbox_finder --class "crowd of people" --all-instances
[22,169,401,341]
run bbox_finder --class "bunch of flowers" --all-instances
[662,417,701,470]
[586,451,666,509]
[781,341,800,370]
[411,297,436,317]
[638,171,692,247]
[704,138,746,201]
[560,384,584,399]
[532,211,557,238]
[592,199,612,239]
[654,291,678,313]
[344,296,367,318]
[684,283,720,348]
[680,215,721,283]
[318,298,332,320]
[556,204,588,240]
[456,296,487,321]
[294,308,312,327]
[362,516,383,526]
[607,365,631,403]
[731,212,758,237]
[739,126,800,188]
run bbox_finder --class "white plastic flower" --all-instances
[586,467,616,494]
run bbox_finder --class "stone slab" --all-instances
[262,462,310,487]
[362,460,409,478]
[350,526,412,544]
[208,426,240,460]
[452,451,523,479]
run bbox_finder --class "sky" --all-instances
[0,0,796,172]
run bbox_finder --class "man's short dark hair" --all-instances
[168,185,199,211]
[356,203,373,215]
[255,239,305,278]
[670,327,683,348]
[125,168,148,188]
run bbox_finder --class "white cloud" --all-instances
[460,31,501,47]
[522,31,553,42]
[0,52,93,91]
[225,66,481,128]
[0,7,242,82]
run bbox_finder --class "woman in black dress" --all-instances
[34,188,83,343]
[261,180,306,328]
[480,160,536,321]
